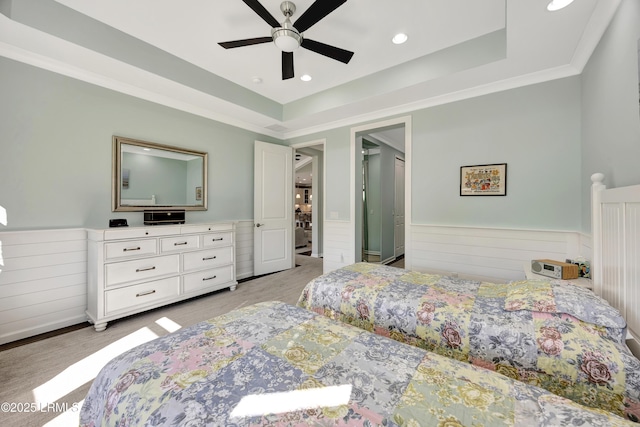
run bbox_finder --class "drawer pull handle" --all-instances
[123,247,141,252]
[202,275,218,281]
[136,289,156,297]
[212,238,224,242]
[174,242,188,246]
[135,266,156,272]
[203,256,218,261]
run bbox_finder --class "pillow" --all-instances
[504,279,626,330]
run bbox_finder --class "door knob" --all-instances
[256,223,264,227]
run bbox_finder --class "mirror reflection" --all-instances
[112,136,207,211]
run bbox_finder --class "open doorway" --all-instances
[292,140,325,264]
[351,117,410,267]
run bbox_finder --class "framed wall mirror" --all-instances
[112,136,208,212]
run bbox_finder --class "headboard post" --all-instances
[590,173,606,297]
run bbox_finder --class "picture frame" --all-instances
[195,186,202,201]
[460,163,507,196]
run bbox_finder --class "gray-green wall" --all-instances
[289,77,582,232]
[1,0,638,237]
[287,0,638,238]
[411,77,581,229]
[0,56,281,231]
[581,0,640,232]
[121,153,188,205]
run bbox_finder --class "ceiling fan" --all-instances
[218,0,354,80]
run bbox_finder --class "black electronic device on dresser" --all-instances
[109,219,128,228]
[143,210,185,225]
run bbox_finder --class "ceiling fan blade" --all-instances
[293,0,347,33]
[301,39,353,64]
[218,37,273,49]
[242,0,280,28]
[282,51,294,80]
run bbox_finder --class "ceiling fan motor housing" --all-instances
[271,2,302,52]
[280,1,296,17]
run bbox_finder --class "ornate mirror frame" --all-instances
[112,136,208,212]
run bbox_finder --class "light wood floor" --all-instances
[0,255,323,427]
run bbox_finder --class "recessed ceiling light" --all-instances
[300,74,312,82]
[392,33,408,44]
[547,0,574,11]
[251,77,263,84]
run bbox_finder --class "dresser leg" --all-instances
[229,284,237,291]
[94,322,108,332]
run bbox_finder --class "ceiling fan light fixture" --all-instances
[547,0,575,11]
[272,18,302,52]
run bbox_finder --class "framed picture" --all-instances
[195,186,202,201]
[460,163,507,196]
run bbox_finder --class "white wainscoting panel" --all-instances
[235,221,254,280]
[323,220,355,274]
[626,203,640,341]
[408,224,588,283]
[597,200,640,341]
[600,204,625,316]
[0,228,88,344]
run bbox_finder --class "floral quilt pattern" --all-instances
[297,263,640,422]
[80,301,636,426]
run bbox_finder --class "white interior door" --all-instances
[254,141,294,276]
[394,157,405,257]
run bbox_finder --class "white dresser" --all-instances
[87,223,237,331]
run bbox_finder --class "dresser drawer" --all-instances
[105,239,157,261]
[183,246,233,272]
[103,226,177,241]
[105,277,180,314]
[202,232,233,248]
[160,235,200,253]
[105,255,180,287]
[181,223,233,234]
[183,265,234,294]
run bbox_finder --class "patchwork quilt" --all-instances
[297,263,640,422]
[80,301,635,426]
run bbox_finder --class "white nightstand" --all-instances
[522,262,593,290]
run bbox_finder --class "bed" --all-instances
[121,195,156,206]
[80,300,635,426]
[591,173,640,349]
[297,263,640,422]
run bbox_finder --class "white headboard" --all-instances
[121,195,156,206]
[591,173,640,344]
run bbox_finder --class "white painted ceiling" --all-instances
[0,0,620,140]
[54,0,506,104]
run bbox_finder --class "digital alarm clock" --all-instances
[531,259,579,280]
